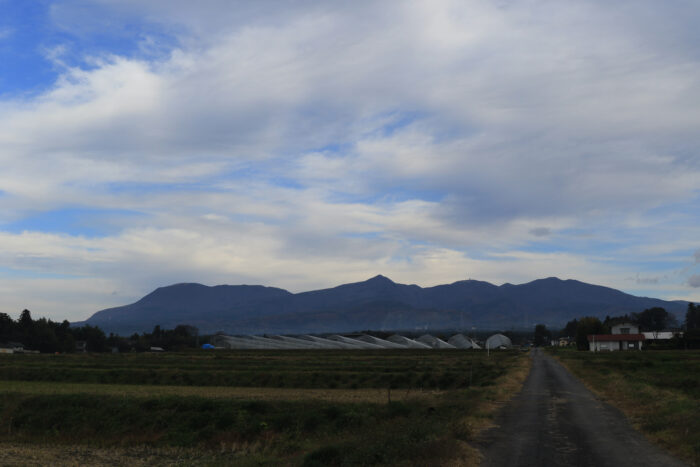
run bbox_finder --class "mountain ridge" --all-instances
[77,276,688,335]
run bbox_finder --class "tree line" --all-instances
[0,309,202,353]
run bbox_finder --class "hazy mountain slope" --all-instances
[78,275,688,335]
[83,283,293,333]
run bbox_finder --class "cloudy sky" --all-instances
[1,0,699,322]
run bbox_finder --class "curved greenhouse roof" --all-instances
[299,335,356,349]
[327,335,386,349]
[416,334,456,349]
[356,335,407,349]
[387,334,431,349]
[448,334,479,349]
[485,333,512,349]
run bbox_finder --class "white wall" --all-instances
[589,340,642,351]
[611,323,639,334]
[642,331,677,340]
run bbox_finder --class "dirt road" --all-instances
[479,348,688,467]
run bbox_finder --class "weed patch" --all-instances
[549,348,700,466]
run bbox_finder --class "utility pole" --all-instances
[470,326,475,386]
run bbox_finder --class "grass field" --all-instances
[0,380,448,403]
[0,349,530,466]
[0,350,517,389]
[548,348,700,466]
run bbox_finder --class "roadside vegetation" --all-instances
[548,347,700,466]
[0,349,530,466]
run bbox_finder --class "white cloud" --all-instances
[633,274,659,285]
[2,0,700,319]
[688,275,700,288]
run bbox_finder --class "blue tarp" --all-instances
[201,343,215,349]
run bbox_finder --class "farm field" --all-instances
[0,349,530,466]
[0,349,520,389]
[548,348,700,466]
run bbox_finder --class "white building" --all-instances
[588,322,644,351]
[642,331,682,340]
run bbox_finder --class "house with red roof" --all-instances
[588,322,644,351]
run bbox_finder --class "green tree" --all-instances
[534,324,551,347]
[561,318,577,339]
[29,318,59,353]
[18,309,33,332]
[686,303,699,330]
[0,312,15,341]
[633,307,678,336]
[72,325,107,352]
[55,320,76,353]
[575,317,604,350]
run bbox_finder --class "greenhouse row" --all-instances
[211,333,512,350]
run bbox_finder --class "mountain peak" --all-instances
[366,274,395,284]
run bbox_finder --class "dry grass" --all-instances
[0,380,445,404]
[0,443,242,467]
[551,350,700,466]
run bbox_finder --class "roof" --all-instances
[485,333,512,349]
[587,334,645,342]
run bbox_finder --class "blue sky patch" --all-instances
[0,1,177,97]
[3,207,144,237]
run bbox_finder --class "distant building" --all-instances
[0,342,24,354]
[611,322,639,335]
[588,322,644,351]
[557,337,571,347]
[641,331,682,340]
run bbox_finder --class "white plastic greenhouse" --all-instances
[485,333,512,349]
[210,332,501,350]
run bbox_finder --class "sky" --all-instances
[1,0,700,322]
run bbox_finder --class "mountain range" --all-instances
[76,275,688,335]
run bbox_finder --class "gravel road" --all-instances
[479,348,688,467]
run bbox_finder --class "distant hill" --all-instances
[77,275,688,335]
